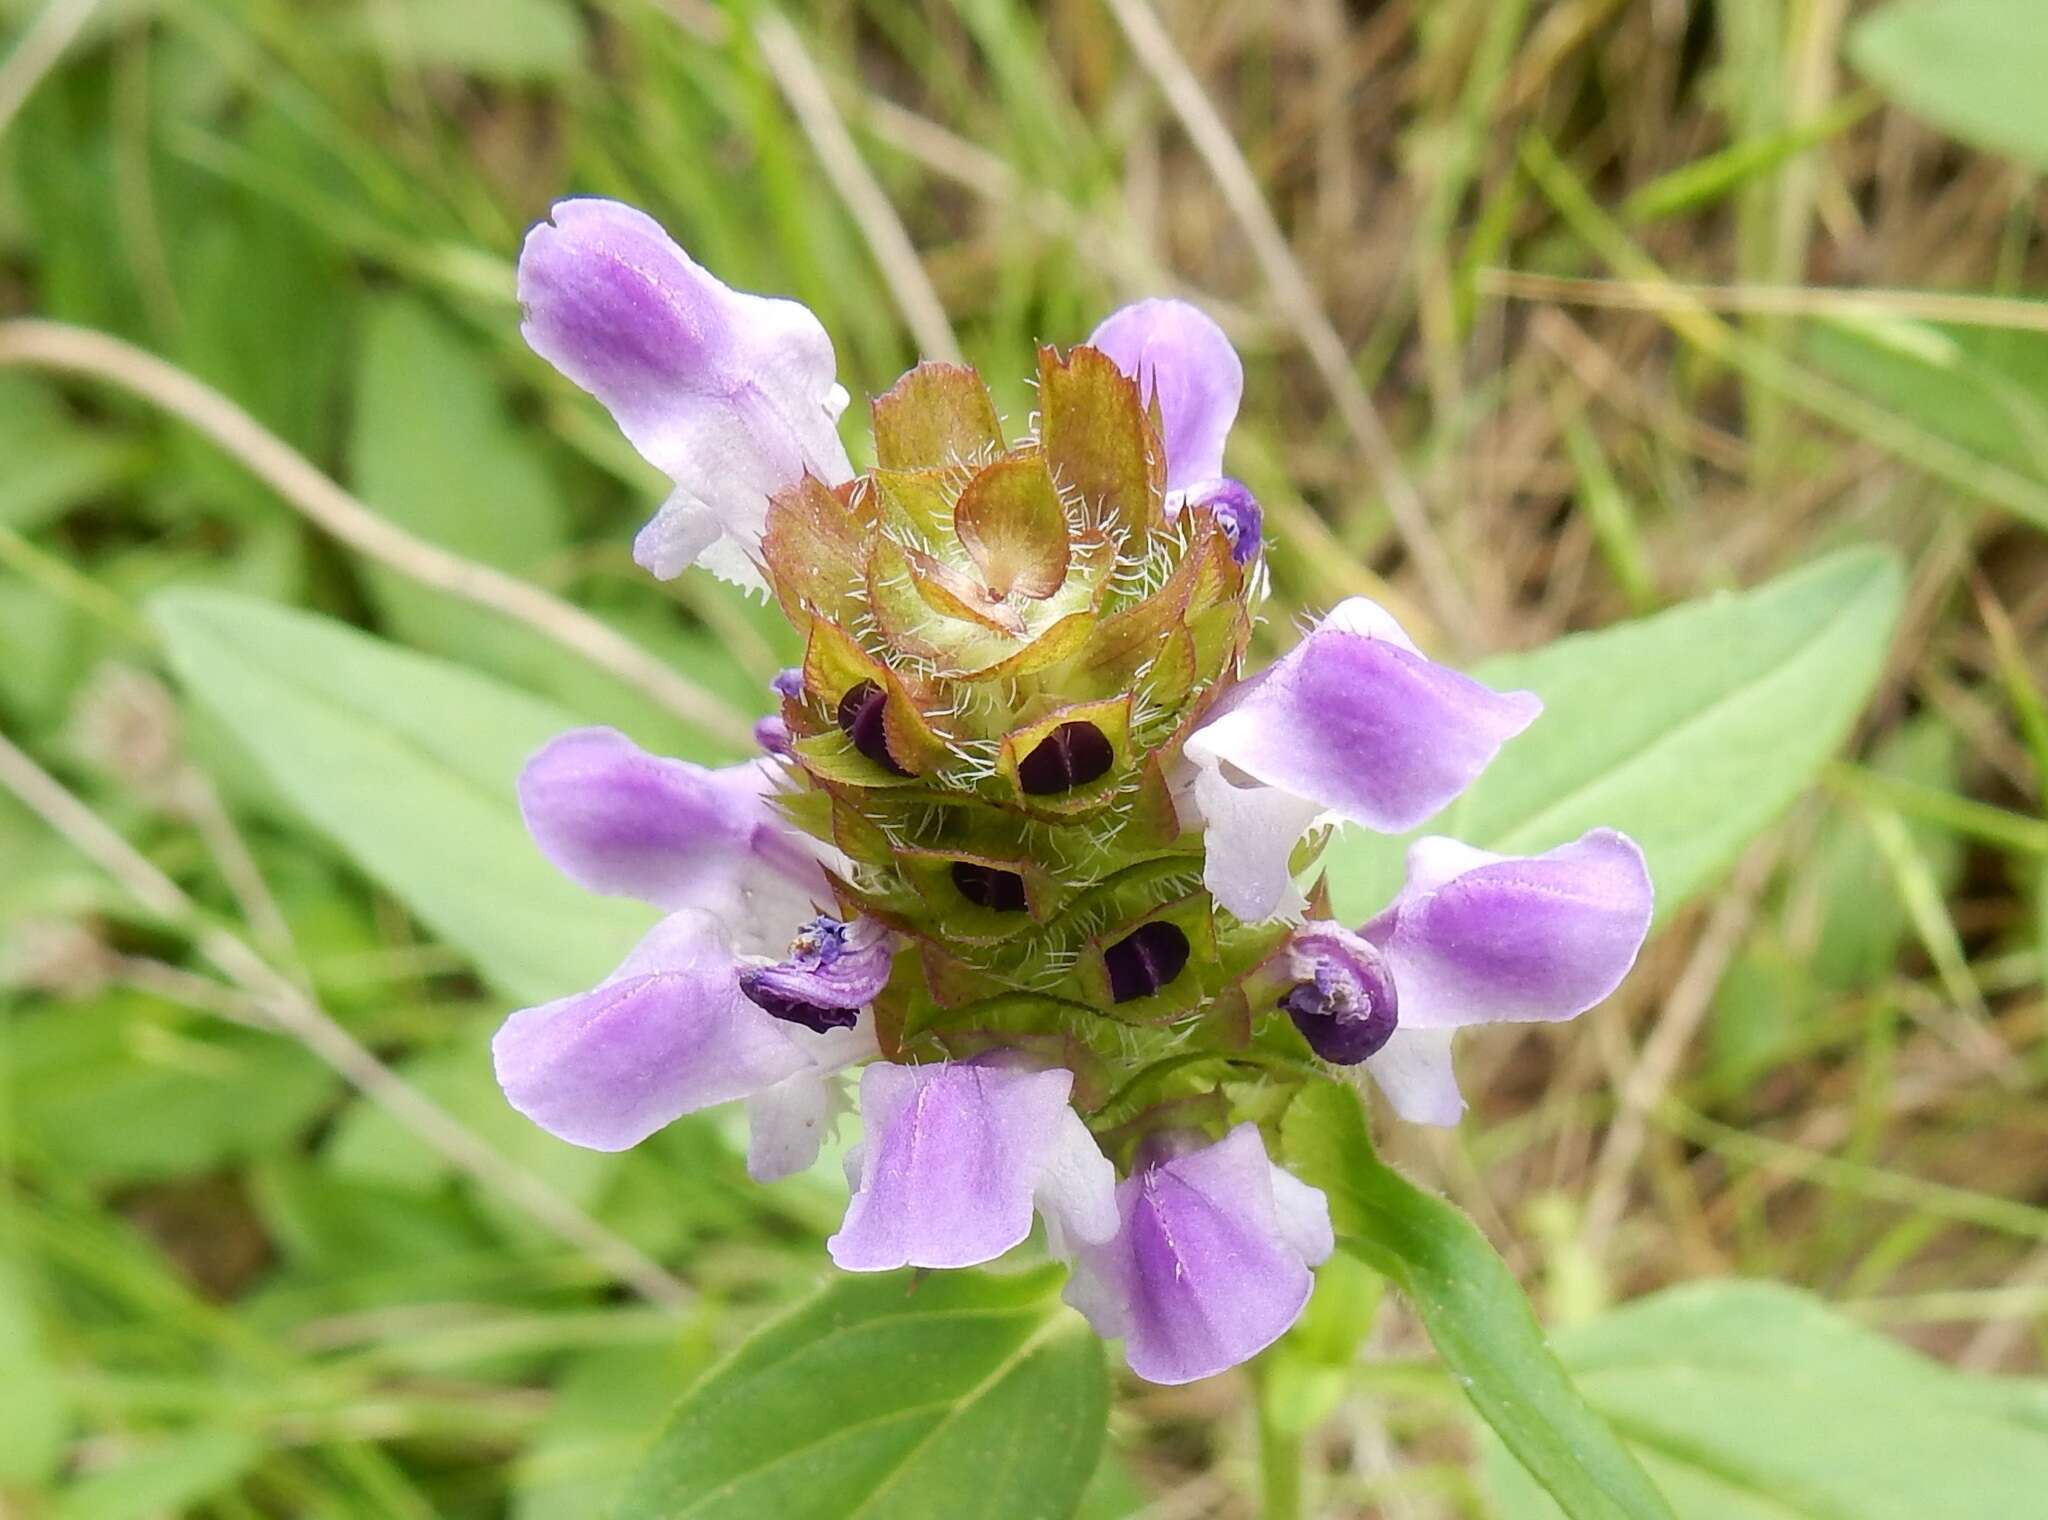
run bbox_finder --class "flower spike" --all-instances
[493,211,1656,1384]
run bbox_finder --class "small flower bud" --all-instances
[1280,923,1398,1064]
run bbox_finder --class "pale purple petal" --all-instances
[518,728,826,950]
[631,486,724,581]
[492,910,809,1151]
[1063,1124,1331,1385]
[1184,598,1541,921]
[1176,764,1321,923]
[1360,1027,1463,1126]
[518,199,853,584]
[737,916,896,1034]
[1280,922,1399,1064]
[742,1011,878,1182]
[1364,830,1653,1029]
[745,1069,836,1181]
[829,1062,1076,1271]
[1034,1106,1120,1256]
[1268,1163,1336,1264]
[1088,299,1242,491]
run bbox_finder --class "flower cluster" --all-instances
[495,199,1654,1385]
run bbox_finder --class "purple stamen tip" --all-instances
[754,714,792,755]
[738,916,889,1034]
[771,667,805,700]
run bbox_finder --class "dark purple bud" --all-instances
[1103,921,1192,1003]
[754,714,792,756]
[836,680,910,776]
[1181,478,1262,565]
[951,861,1029,913]
[771,666,805,701]
[739,915,894,1033]
[1017,721,1114,795]
[1280,923,1397,1064]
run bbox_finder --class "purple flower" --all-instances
[518,199,853,588]
[829,1060,1118,1272]
[497,727,891,1178]
[492,909,817,1153]
[1178,598,1543,922]
[1088,298,1266,562]
[1061,1124,1333,1385]
[1282,829,1654,1124]
[1088,298,1241,492]
[486,220,1662,1391]
[518,727,831,955]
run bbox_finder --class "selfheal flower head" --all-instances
[497,205,1655,1385]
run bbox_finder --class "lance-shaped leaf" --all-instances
[954,453,1071,601]
[1286,1081,1675,1520]
[614,1267,1107,1520]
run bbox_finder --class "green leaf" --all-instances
[1322,548,1904,925]
[346,0,586,82]
[615,1266,1108,1520]
[0,1256,66,1485]
[1484,1281,2048,1519]
[10,999,337,1184]
[1852,0,2048,170]
[54,1430,263,1520]
[151,589,653,1002]
[1285,1081,1674,1520]
[1801,317,2048,487]
[0,377,141,531]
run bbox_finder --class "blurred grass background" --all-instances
[2,0,2047,1514]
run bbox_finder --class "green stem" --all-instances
[1253,1359,1305,1520]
